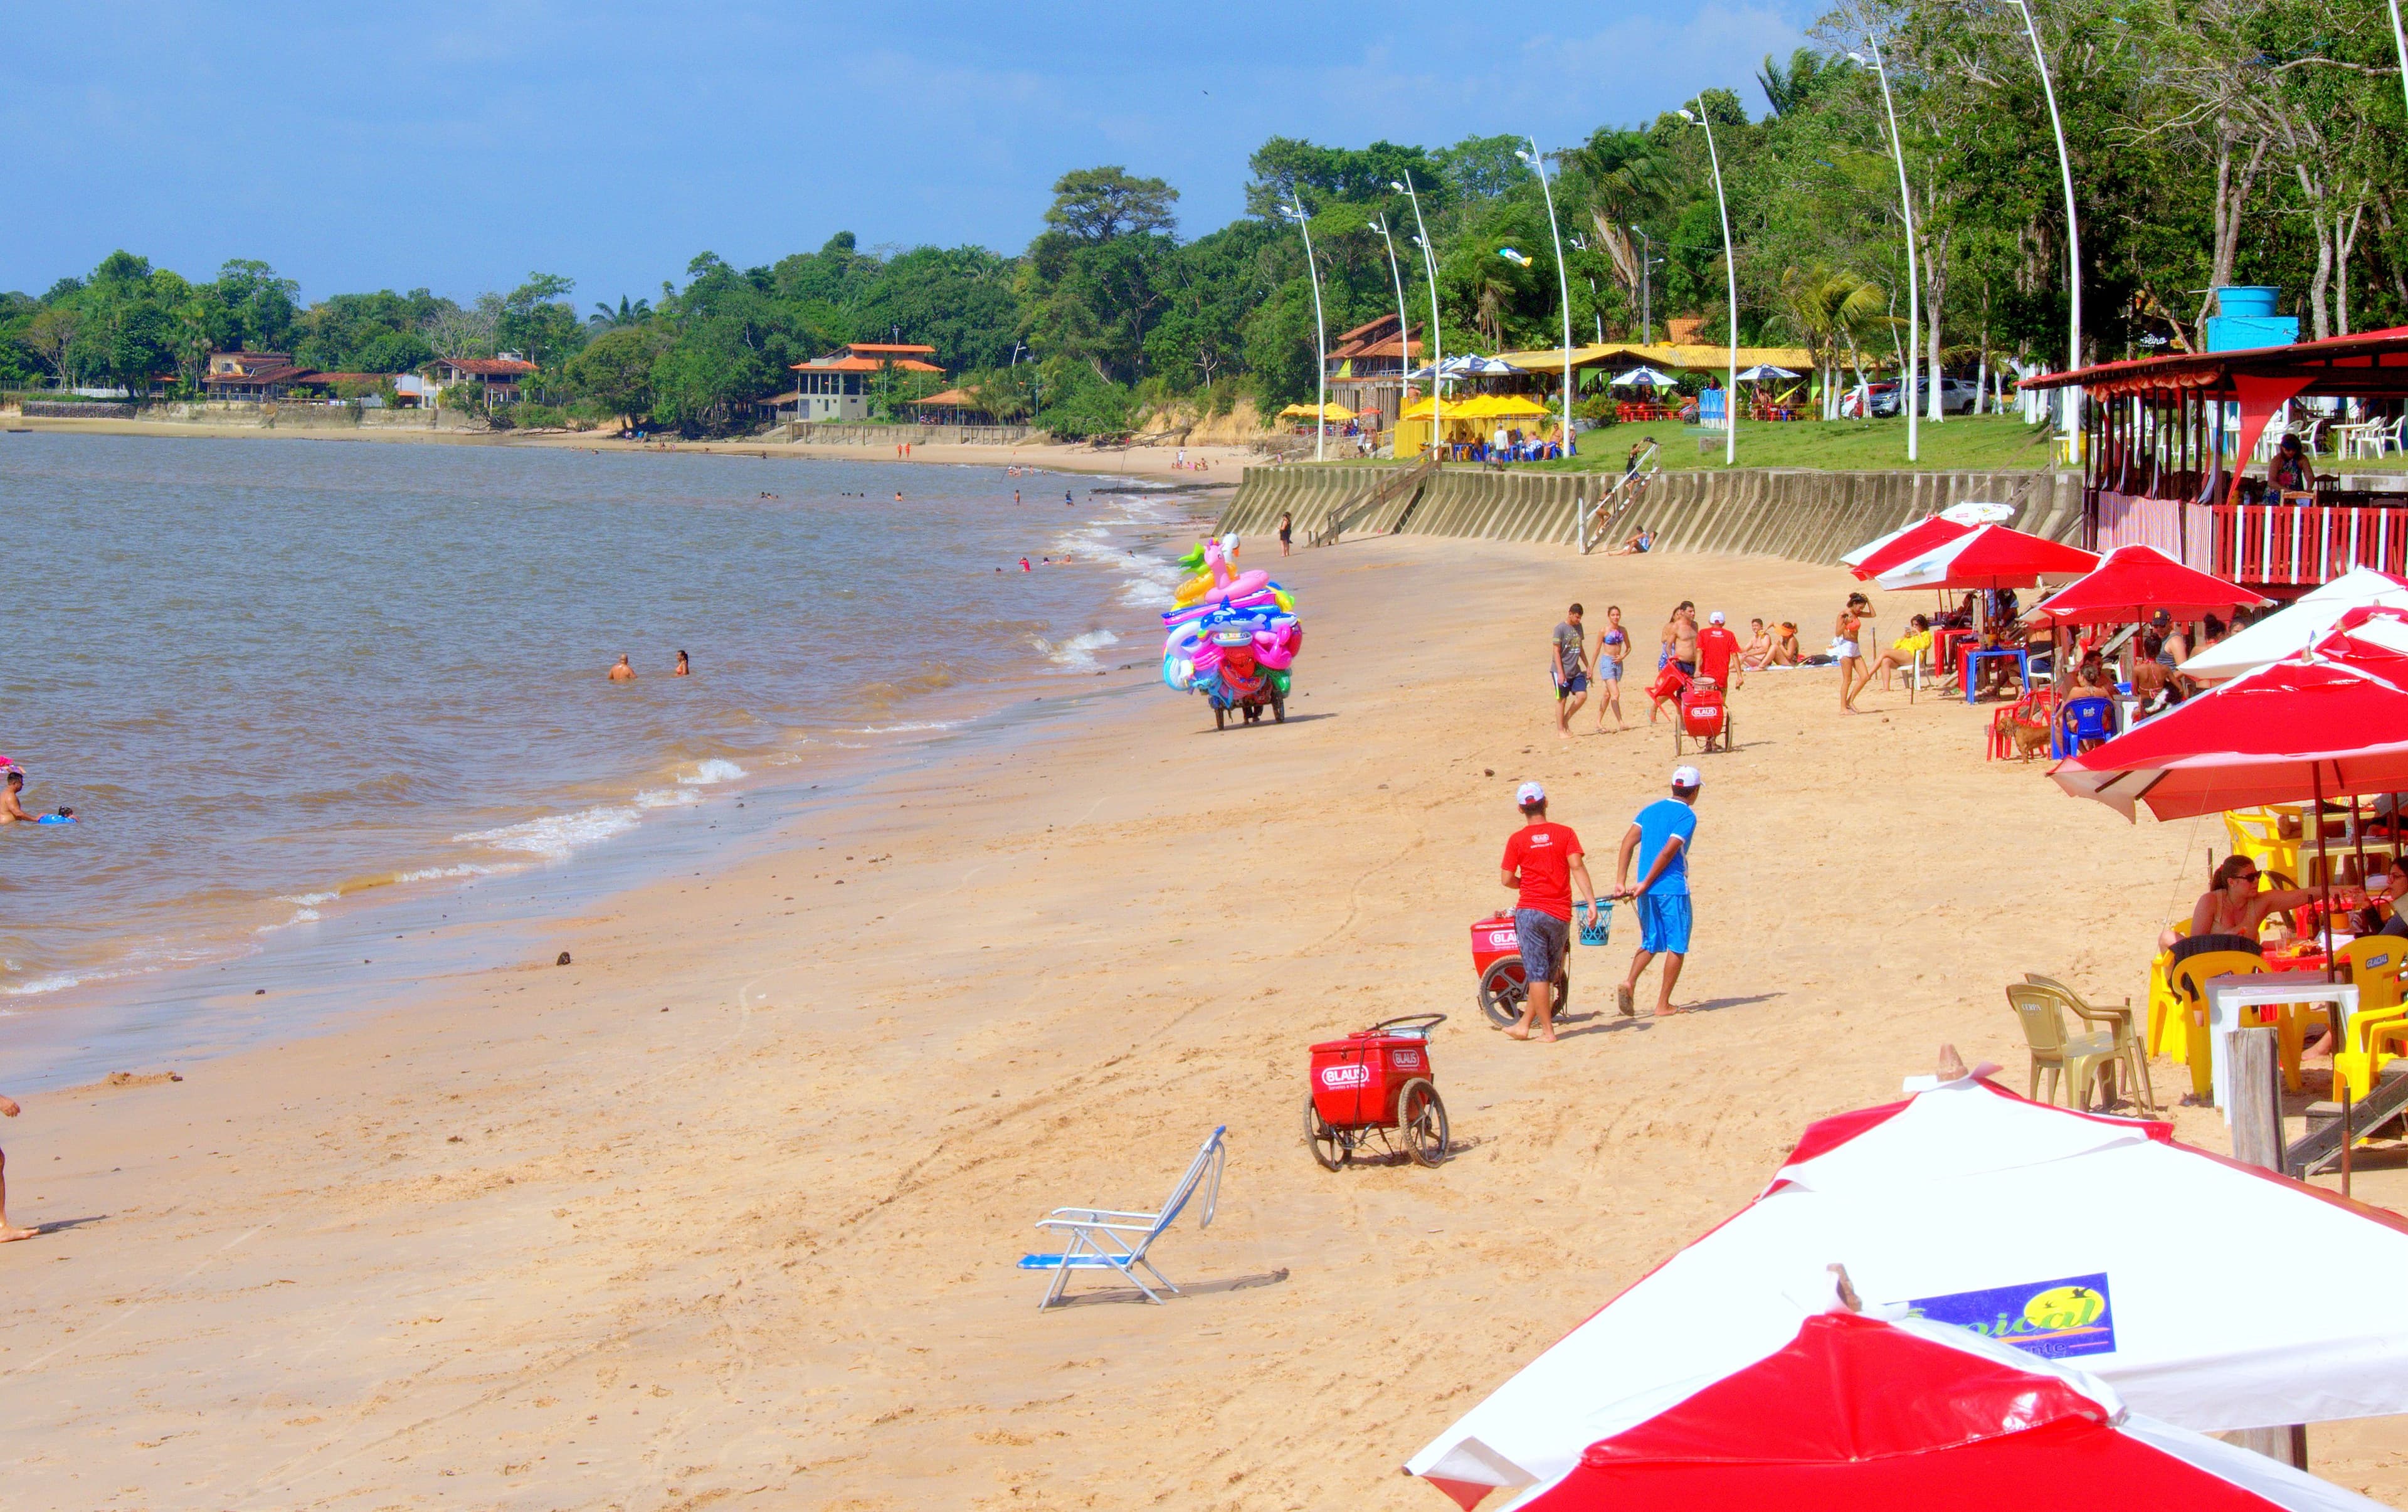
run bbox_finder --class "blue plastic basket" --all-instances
[1578,898,1615,948]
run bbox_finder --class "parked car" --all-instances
[1840,381,1900,418]
[1842,378,1985,417]
[1936,377,1983,415]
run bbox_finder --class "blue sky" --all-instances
[1,1,1812,306]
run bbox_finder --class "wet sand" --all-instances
[4,535,2404,1509]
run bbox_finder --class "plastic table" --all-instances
[1960,647,2030,704]
[2203,973,2358,1122]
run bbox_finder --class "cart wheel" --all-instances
[1397,1079,1449,1168]
[1214,704,1227,731]
[1272,695,1286,723]
[1477,958,1528,1029]
[1304,1093,1344,1171]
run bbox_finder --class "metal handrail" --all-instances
[1580,441,1661,553]
[1313,452,1439,546]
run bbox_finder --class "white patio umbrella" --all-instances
[1733,363,1800,382]
[2179,566,2408,680]
[1405,1078,2408,1506]
[1608,366,1677,389]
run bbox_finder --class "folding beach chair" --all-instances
[1020,1124,1225,1309]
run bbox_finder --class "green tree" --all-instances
[1043,166,1180,241]
[565,327,668,423]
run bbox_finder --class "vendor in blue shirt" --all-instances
[1610,764,1702,1018]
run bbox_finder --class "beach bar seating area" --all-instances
[2024,328,2408,588]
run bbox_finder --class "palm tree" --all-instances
[589,295,652,331]
[1555,129,1672,324]
[1779,266,1887,419]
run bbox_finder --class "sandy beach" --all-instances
[3,408,1266,480]
[6,534,2406,1509]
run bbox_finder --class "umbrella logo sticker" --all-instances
[1904,1271,2116,1360]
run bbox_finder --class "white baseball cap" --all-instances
[1516,781,1546,806]
[1709,610,1726,625]
[1671,765,1703,789]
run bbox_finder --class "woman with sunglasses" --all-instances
[2161,855,2318,964]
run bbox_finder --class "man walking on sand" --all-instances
[1551,603,1590,737]
[1499,782,1597,1043]
[1612,765,1701,1017]
[0,1092,35,1242]
[1696,610,1742,690]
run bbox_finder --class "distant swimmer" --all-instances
[1014,490,1022,506]
[609,654,636,682]
[895,491,905,504]
[673,650,690,677]
[1064,490,1074,506]
[0,1089,34,1243]
[1020,557,1032,572]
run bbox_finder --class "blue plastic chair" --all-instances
[2052,696,2119,758]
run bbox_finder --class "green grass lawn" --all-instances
[1540,412,2062,473]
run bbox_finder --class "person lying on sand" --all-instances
[608,654,636,682]
[0,1092,35,1242]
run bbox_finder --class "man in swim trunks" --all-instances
[1499,781,1598,1043]
[1,770,35,825]
[1611,765,1702,1017]
[608,654,636,682]
[1551,603,1591,738]
[0,1091,31,1242]
[1650,606,1698,721]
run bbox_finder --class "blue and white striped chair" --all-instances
[1020,1125,1225,1309]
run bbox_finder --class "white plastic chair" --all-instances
[1021,1125,1225,1308]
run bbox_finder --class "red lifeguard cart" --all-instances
[1304,1013,1450,1169]
[1674,678,1731,755]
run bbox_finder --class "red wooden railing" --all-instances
[2210,504,2408,586]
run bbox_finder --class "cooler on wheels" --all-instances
[1304,1015,1450,1169]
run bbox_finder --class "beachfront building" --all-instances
[901,388,996,426]
[785,342,947,423]
[2024,326,2408,590]
[1325,315,1422,437]
[431,356,539,405]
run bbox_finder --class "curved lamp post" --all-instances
[1677,101,1739,466]
[1370,215,1417,455]
[1282,197,1329,463]
[1851,39,1920,461]
[1393,176,1445,460]
[1517,139,1577,457]
[2009,0,2082,447]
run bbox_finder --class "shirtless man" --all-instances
[1,770,35,825]
[608,654,636,682]
[0,1092,34,1242]
[1650,606,1699,723]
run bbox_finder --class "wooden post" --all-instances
[2227,1026,2309,1469]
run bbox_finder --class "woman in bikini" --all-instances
[2162,855,2318,966]
[1590,605,1630,731]
[1835,593,1873,712]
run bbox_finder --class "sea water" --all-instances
[0,433,1196,1023]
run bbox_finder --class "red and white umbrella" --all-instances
[1874,522,2099,593]
[2182,566,2408,680]
[1406,1079,2408,1506]
[2032,544,2269,629]
[1844,515,1972,579]
[1506,1311,2387,1512]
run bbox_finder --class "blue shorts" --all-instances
[1557,672,1589,699]
[1637,892,1692,955]
[1513,908,1570,989]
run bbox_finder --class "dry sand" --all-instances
[5,536,2405,1509]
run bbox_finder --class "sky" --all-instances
[1,1,1814,307]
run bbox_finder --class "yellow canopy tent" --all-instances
[1397,392,1565,455]
[1277,402,1357,421]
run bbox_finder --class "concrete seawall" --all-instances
[1218,465,2083,561]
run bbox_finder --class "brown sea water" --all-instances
[0,433,1195,1015]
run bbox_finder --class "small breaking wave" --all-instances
[679,758,747,786]
[1032,628,1121,671]
[457,787,700,860]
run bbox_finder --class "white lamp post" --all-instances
[1630,225,1662,346]
[1518,138,1577,458]
[1851,38,1920,461]
[1283,197,1329,463]
[2009,0,2082,448]
[1677,102,1739,466]
[2392,0,2408,119]
[1371,215,1417,454]
[1393,175,1445,462]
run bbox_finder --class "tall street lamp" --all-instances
[1371,215,1417,453]
[1518,138,1577,458]
[1630,225,1660,346]
[1570,235,1606,344]
[1851,38,1920,462]
[1282,197,1329,463]
[1393,175,1445,461]
[2392,0,2408,119]
[1677,101,1739,466]
[2009,0,2082,448]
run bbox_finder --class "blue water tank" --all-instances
[2205,286,2298,351]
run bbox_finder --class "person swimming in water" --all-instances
[609,653,636,682]
[673,650,690,677]
[1,770,41,825]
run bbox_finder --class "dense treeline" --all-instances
[5,0,2403,435]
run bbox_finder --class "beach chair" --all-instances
[2223,809,2299,889]
[2006,985,2123,1111]
[2024,975,2156,1111]
[2147,923,2190,1059]
[1020,1125,1225,1309]
[2170,952,2274,1099]
[2334,937,2408,1101]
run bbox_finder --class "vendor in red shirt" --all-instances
[1696,610,1743,689]
[1499,781,1598,1044]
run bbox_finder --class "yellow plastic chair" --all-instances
[2225,809,2300,888]
[2170,951,2269,1101]
[2148,921,2192,1059]
[2333,935,2408,1101]
[2024,975,2156,1111]
[2007,984,2123,1110]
